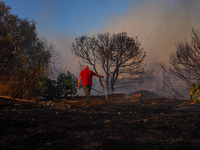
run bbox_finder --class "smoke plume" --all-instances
[101,0,200,67]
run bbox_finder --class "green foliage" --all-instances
[0,1,37,64]
[0,2,51,98]
[44,72,77,99]
[57,72,77,97]
[44,79,57,99]
[190,82,200,103]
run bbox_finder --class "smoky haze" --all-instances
[52,0,200,74]
[92,0,200,96]
[100,0,200,67]
[48,0,200,96]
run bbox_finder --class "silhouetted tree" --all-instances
[71,32,146,93]
[162,28,200,98]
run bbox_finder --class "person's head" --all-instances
[84,65,89,69]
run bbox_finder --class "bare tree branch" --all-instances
[162,28,200,98]
[71,32,146,93]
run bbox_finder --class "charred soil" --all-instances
[1,94,200,150]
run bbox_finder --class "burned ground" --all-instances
[1,94,200,150]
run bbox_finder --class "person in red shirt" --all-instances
[78,65,104,105]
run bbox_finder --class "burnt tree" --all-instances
[162,28,200,98]
[71,32,146,93]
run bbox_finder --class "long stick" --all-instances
[101,69,108,104]
[10,68,39,100]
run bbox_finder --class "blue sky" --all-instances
[4,0,136,38]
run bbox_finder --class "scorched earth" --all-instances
[1,94,200,150]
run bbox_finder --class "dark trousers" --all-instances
[83,85,91,104]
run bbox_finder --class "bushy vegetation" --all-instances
[43,72,77,99]
[190,83,200,103]
[0,1,77,99]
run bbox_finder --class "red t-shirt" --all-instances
[79,68,96,85]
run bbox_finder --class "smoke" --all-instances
[101,0,200,67]
[41,0,200,75]
[89,0,200,95]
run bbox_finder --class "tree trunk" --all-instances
[106,72,110,94]
[111,85,114,94]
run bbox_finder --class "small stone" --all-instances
[104,120,110,123]
[144,119,148,122]
[45,143,51,146]
[46,101,52,106]
[14,103,22,106]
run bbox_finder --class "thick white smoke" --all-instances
[101,0,200,67]
[90,0,200,96]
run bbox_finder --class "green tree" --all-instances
[0,1,51,98]
[57,72,77,98]
[43,72,77,99]
[0,1,37,64]
[43,78,57,99]
[71,32,145,93]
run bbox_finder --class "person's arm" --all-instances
[77,76,82,89]
[95,74,104,78]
